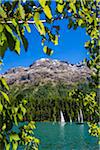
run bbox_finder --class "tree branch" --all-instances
[0,20,46,24]
[0,16,65,24]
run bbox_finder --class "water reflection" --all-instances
[60,122,65,138]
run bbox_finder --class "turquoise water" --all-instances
[34,122,99,150]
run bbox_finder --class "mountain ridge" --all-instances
[0,58,91,85]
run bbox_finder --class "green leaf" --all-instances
[14,107,19,113]
[0,32,7,46]
[98,39,100,46]
[57,3,65,13]
[0,6,7,18]
[43,46,47,54]
[55,35,58,45]
[16,26,22,39]
[0,40,8,58]
[18,113,23,121]
[34,12,46,35]
[4,30,15,51]
[0,90,10,103]
[69,3,76,14]
[43,46,53,55]
[20,105,26,115]
[22,99,27,105]
[85,41,90,48]
[19,3,25,20]
[43,5,52,19]
[39,0,46,7]
[34,11,40,21]
[21,35,28,51]
[39,1,52,19]
[34,138,40,144]
[15,39,20,54]
[12,19,17,27]
[2,123,6,130]
[56,0,63,3]
[0,24,4,32]
[68,18,73,29]
[10,134,20,142]
[14,115,18,125]
[0,102,3,112]
[86,15,93,24]
[35,21,46,35]
[24,23,31,33]
[12,141,18,150]
[78,19,84,26]
[4,25,13,36]
[51,35,58,45]
[0,77,9,90]
[5,143,10,150]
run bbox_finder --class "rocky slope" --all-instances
[0,58,91,85]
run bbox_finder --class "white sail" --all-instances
[60,111,65,123]
[69,116,72,123]
[78,112,80,123]
[80,109,83,123]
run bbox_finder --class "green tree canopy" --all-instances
[0,0,99,60]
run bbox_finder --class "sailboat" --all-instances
[60,111,66,126]
[77,109,84,125]
[69,116,72,124]
[80,109,83,124]
[78,112,80,123]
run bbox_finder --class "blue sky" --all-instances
[0,19,90,73]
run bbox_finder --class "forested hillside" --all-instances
[0,59,98,122]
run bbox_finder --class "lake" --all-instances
[34,122,99,150]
